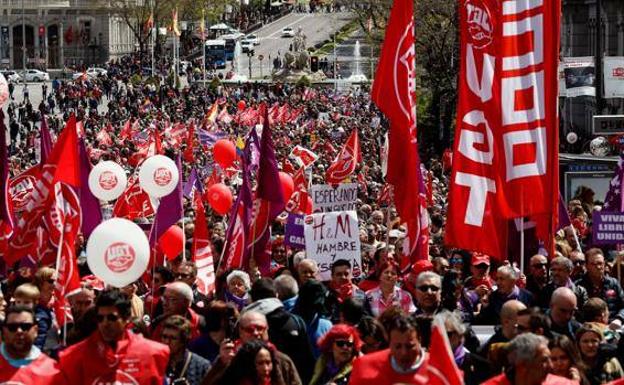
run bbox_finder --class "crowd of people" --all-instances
[0,53,623,385]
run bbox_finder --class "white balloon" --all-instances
[86,218,150,288]
[138,155,179,198]
[88,161,127,201]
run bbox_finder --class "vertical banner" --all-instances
[446,0,561,259]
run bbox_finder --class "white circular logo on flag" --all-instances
[465,0,494,49]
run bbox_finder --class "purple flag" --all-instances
[558,193,572,229]
[40,115,53,164]
[183,168,203,199]
[248,106,286,274]
[77,138,102,238]
[198,129,228,148]
[149,154,183,247]
[603,153,624,212]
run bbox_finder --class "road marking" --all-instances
[267,15,309,38]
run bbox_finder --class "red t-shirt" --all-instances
[0,353,61,385]
[59,329,169,385]
[348,349,428,385]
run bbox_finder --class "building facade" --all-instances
[0,0,137,70]
[561,0,624,144]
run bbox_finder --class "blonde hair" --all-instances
[14,283,41,301]
[34,267,56,289]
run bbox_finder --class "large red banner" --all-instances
[446,0,560,258]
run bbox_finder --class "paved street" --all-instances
[236,11,353,79]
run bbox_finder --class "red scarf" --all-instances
[330,281,354,303]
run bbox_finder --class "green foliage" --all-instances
[296,75,311,87]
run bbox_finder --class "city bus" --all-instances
[205,39,226,69]
[220,33,243,61]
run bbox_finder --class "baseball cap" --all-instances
[471,253,491,266]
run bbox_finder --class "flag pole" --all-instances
[520,216,525,275]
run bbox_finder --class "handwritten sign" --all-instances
[593,211,624,244]
[304,211,361,280]
[310,183,358,213]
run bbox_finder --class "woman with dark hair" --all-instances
[549,335,589,385]
[293,280,333,358]
[358,247,390,292]
[441,270,475,322]
[356,316,387,354]
[364,260,415,317]
[309,324,362,385]
[188,301,239,362]
[221,340,286,385]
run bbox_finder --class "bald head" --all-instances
[501,300,527,322]
[239,311,269,343]
[550,287,577,326]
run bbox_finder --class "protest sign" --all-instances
[285,214,305,249]
[310,183,357,213]
[592,211,624,244]
[304,210,361,280]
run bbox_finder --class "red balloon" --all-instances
[304,195,313,215]
[279,172,294,202]
[213,139,237,169]
[158,225,184,261]
[207,183,233,215]
[237,100,246,111]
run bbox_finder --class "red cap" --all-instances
[471,253,491,266]
[411,260,434,276]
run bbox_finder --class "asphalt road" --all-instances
[235,11,353,79]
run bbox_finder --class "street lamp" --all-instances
[247,50,253,79]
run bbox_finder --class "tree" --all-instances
[344,0,459,153]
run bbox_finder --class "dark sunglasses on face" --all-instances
[417,285,440,293]
[531,263,548,269]
[3,322,34,332]
[241,324,267,334]
[96,313,121,323]
[46,279,56,285]
[573,260,586,266]
[176,273,192,279]
[334,340,354,348]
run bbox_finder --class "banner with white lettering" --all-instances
[446,0,561,258]
[310,183,358,213]
[285,214,305,249]
[592,211,624,245]
[304,210,361,280]
[604,57,624,98]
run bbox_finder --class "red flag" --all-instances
[371,0,429,261]
[96,127,113,146]
[192,194,216,297]
[445,0,561,259]
[7,115,80,265]
[120,119,133,140]
[184,121,196,163]
[325,129,361,185]
[427,318,464,385]
[113,176,155,220]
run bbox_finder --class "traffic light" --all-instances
[310,56,319,72]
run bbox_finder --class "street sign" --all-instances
[593,115,624,135]
[258,54,264,61]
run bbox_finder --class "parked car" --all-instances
[72,67,107,80]
[281,27,295,37]
[241,41,255,54]
[22,69,49,82]
[0,70,21,82]
[243,34,259,45]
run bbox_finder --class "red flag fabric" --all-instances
[427,318,464,385]
[371,0,424,252]
[325,129,361,185]
[192,194,216,297]
[120,119,133,140]
[445,0,561,259]
[289,145,319,169]
[96,127,113,146]
[7,115,80,265]
[184,121,196,163]
[113,175,155,220]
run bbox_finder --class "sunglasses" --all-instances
[241,325,267,334]
[417,285,440,293]
[176,273,192,279]
[96,313,121,323]
[334,340,354,348]
[531,263,548,269]
[46,279,56,285]
[573,260,586,266]
[3,322,34,332]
